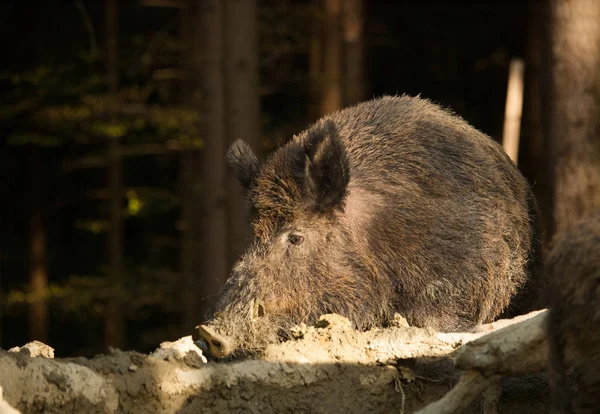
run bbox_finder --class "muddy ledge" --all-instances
[0,311,549,414]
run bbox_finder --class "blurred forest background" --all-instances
[1,0,599,357]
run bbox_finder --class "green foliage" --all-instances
[127,190,143,216]
[3,267,180,318]
[7,133,65,147]
[0,48,202,149]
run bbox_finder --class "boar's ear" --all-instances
[227,139,260,190]
[303,121,350,211]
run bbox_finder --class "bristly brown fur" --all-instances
[227,139,261,190]
[205,95,544,357]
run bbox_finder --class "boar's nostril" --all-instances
[211,340,222,350]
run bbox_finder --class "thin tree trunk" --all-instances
[179,0,200,334]
[309,0,323,122]
[502,58,525,165]
[224,0,259,269]
[522,0,553,241]
[321,0,342,115]
[179,151,200,331]
[105,0,124,349]
[548,0,600,233]
[23,0,48,345]
[28,148,48,343]
[197,0,228,320]
[342,0,365,107]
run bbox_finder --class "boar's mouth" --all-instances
[196,324,236,359]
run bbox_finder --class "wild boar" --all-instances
[199,95,543,358]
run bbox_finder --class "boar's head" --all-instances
[198,121,393,358]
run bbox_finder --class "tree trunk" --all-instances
[321,0,343,115]
[179,0,201,334]
[308,0,324,122]
[522,0,553,242]
[105,0,124,349]
[342,0,365,107]
[28,148,48,344]
[548,0,600,233]
[197,0,228,320]
[224,0,259,269]
[179,150,200,332]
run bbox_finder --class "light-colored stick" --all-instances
[453,310,548,375]
[416,311,548,414]
[415,371,501,414]
[502,58,525,165]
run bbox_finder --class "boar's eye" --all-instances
[288,234,304,246]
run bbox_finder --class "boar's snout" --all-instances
[197,298,268,359]
[197,324,235,359]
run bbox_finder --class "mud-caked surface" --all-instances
[1,314,550,414]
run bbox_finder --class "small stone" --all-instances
[390,313,410,328]
[8,341,54,358]
[150,335,207,364]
